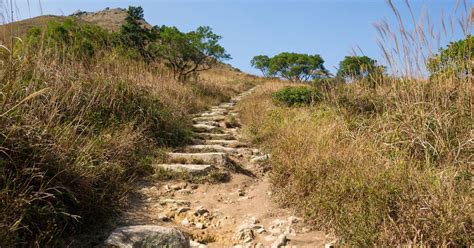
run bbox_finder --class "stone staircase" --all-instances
[153,88,255,177]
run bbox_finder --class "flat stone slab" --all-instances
[193,115,226,122]
[154,163,216,175]
[197,133,235,140]
[219,103,235,109]
[200,111,227,117]
[193,120,220,126]
[204,140,247,147]
[183,145,238,154]
[192,124,221,133]
[105,225,189,248]
[167,152,228,166]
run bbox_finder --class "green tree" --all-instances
[427,35,473,79]
[155,25,230,81]
[337,55,385,81]
[251,55,271,77]
[268,52,328,83]
[120,6,156,59]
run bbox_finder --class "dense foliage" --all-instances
[250,55,271,77]
[337,55,385,80]
[155,25,231,81]
[427,35,473,79]
[272,86,321,106]
[251,52,329,82]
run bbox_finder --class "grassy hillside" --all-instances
[0,8,149,44]
[0,8,258,247]
[239,45,473,247]
[0,15,67,44]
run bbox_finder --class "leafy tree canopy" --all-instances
[120,6,158,59]
[268,52,329,82]
[154,25,230,81]
[337,55,385,80]
[427,35,473,79]
[251,55,271,77]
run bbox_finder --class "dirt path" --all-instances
[109,88,329,248]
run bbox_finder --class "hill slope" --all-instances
[0,8,151,44]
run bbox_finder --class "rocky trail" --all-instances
[105,88,331,248]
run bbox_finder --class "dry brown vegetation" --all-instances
[238,2,473,246]
[239,73,472,246]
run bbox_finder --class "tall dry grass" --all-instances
[239,1,472,246]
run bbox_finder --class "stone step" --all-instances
[201,111,227,117]
[153,163,216,175]
[192,120,220,126]
[204,140,247,148]
[182,145,238,154]
[192,124,222,133]
[196,133,235,140]
[219,103,235,109]
[193,115,226,122]
[167,152,228,166]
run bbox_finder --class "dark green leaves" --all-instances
[156,25,230,81]
[251,53,329,82]
[251,55,271,77]
[427,35,473,79]
[337,55,385,80]
[272,86,321,107]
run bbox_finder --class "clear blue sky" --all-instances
[9,0,472,75]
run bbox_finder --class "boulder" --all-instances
[105,225,189,248]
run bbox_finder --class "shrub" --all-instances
[272,86,321,107]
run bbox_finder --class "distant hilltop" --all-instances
[70,7,153,31]
[0,7,154,44]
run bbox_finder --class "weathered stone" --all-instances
[194,206,210,216]
[177,207,191,214]
[158,213,170,222]
[197,132,235,140]
[233,228,255,244]
[288,216,300,224]
[204,140,247,147]
[183,145,238,154]
[105,225,189,248]
[160,199,191,207]
[193,115,226,122]
[193,124,221,133]
[154,164,216,175]
[171,182,188,191]
[181,218,190,226]
[167,152,229,166]
[271,234,287,248]
[195,222,205,229]
[250,154,270,163]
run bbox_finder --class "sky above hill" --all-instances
[7,0,472,75]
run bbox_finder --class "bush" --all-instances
[272,86,320,107]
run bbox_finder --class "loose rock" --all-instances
[105,225,189,248]
[271,234,287,248]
